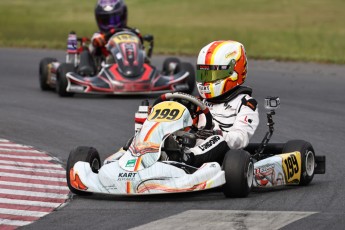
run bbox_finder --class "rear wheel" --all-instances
[66,146,101,195]
[39,57,57,91]
[162,57,181,75]
[222,149,253,198]
[56,63,75,97]
[180,62,195,94]
[282,140,315,186]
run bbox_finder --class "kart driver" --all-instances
[182,40,260,167]
[90,0,146,63]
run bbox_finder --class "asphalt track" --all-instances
[0,48,345,229]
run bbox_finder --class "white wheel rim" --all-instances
[305,150,315,176]
[247,161,254,188]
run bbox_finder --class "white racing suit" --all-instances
[130,86,259,167]
[187,86,259,167]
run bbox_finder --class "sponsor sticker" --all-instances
[198,85,211,93]
[198,136,220,151]
[69,85,84,92]
[126,159,136,168]
[118,172,137,181]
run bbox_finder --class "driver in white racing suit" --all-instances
[182,40,260,167]
[131,40,259,167]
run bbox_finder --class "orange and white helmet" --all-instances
[196,40,248,99]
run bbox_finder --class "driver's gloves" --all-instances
[91,33,106,47]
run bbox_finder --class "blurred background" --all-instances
[0,0,344,63]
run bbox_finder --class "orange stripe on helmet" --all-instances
[205,41,224,65]
[233,45,247,84]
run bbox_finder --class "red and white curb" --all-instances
[0,139,69,229]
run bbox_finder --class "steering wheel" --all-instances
[152,92,213,130]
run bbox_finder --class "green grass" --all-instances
[1,0,344,63]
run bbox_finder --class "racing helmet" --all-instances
[196,40,248,99]
[95,0,128,33]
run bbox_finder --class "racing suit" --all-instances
[186,86,259,167]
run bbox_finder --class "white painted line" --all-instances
[0,160,62,168]
[0,154,52,160]
[0,198,64,208]
[0,181,69,191]
[0,148,44,153]
[0,144,32,148]
[0,188,69,199]
[0,165,65,174]
[0,172,67,182]
[0,139,10,143]
[129,210,317,230]
[0,208,49,218]
[0,218,32,227]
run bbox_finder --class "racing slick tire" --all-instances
[39,57,57,91]
[222,149,254,198]
[282,140,315,186]
[181,62,196,94]
[56,63,75,97]
[66,146,101,195]
[162,57,181,75]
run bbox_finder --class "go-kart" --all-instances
[66,92,325,197]
[39,31,195,97]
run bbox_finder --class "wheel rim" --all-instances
[305,150,315,176]
[247,161,254,188]
[91,158,100,172]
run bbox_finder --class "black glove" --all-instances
[195,129,223,140]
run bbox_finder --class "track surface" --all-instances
[0,48,344,229]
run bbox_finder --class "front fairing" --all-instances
[119,101,193,172]
[69,102,227,195]
[107,32,145,78]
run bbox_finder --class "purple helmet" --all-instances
[95,0,128,33]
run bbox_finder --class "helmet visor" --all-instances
[196,62,235,83]
[97,14,122,29]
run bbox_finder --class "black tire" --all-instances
[162,57,181,75]
[39,57,57,91]
[180,62,196,94]
[66,146,101,195]
[282,140,315,186]
[56,63,75,97]
[222,149,254,198]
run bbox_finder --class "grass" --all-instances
[0,0,344,63]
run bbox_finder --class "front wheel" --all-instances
[39,57,57,91]
[66,146,101,195]
[282,140,315,186]
[56,63,75,97]
[222,149,253,198]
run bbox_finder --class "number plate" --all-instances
[148,101,186,122]
[112,34,140,44]
[281,152,302,184]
